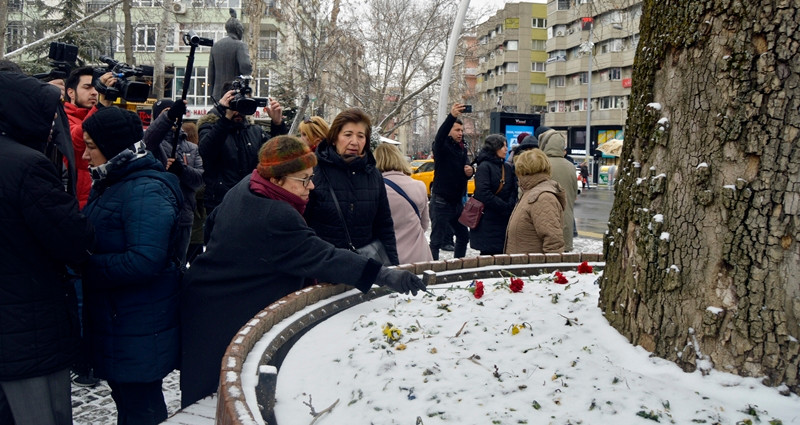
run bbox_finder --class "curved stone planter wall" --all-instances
[214,252,604,425]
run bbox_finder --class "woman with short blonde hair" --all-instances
[298,116,329,151]
[374,143,432,264]
[504,149,566,254]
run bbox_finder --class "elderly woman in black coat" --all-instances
[469,134,518,255]
[304,108,399,265]
[180,136,425,408]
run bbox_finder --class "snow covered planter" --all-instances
[214,252,603,425]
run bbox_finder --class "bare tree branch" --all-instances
[5,0,125,59]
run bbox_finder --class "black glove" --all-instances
[167,100,187,121]
[167,158,184,176]
[376,268,426,296]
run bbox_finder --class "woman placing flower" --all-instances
[180,136,424,408]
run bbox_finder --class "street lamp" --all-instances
[581,17,594,186]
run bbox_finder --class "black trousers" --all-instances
[107,380,167,425]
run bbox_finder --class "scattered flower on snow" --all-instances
[509,277,524,293]
[577,261,593,274]
[554,271,568,284]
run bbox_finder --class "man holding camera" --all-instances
[197,79,287,213]
[63,66,116,209]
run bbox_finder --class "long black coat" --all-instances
[0,73,95,381]
[180,175,383,407]
[469,151,517,253]
[431,113,471,203]
[305,140,399,265]
[197,110,287,211]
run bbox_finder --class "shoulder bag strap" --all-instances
[319,167,356,251]
[383,178,420,219]
[495,164,505,195]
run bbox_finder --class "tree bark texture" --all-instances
[599,0,800,393]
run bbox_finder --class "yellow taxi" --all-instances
[410,160,476,196]
[409,159,433,172]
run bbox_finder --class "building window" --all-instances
[490,30,497,38]
[599,96,614,110]
[9,0,24,12]
[254,70,271,98]
[532,18,547,28]
[506,40,518,51]
[479,35,488,45]
[506,62,518,73]
[579,72,589,84]
[547,50,566,63]
[548,101,558,113]
[558,101,566,112]
[131,0,162,6]
[531,62,545,72]
[5,22,25,52]
[557,0,570,10]
[608,67,621,80]
[133,24,158,52]
[531,39,546,51]
[175,66,208,106]
[550,76,565,87]
[615,96,627,109]
[530,83,546,94]
[496,25,503,35]
[505,84,518,93]
[258,30,278,60]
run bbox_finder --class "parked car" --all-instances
[411,160,475,196]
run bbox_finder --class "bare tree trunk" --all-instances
[123,0,133,64]
[600,0,800,394]
[245,0,265,74]
[0,0,9,59]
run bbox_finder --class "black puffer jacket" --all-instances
[0,73,95,381]
[469,150,518,253]
[197,109,287,211]
[305,140,399,265]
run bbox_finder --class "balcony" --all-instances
[257,49,278,60]
[86,1,112,13]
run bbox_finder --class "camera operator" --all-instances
[64,66,118,209]
[144,99,204,268]
[197,79,287,213]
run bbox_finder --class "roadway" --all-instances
[574,185,615,239]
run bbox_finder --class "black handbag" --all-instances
[321,168,392,266]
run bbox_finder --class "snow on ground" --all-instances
[275,271,800,425]
[71,237,603,424]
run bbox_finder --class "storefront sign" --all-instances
[622,78,632,88]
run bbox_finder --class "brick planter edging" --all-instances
[214,252,604,425]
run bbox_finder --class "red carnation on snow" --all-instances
[509,277,524,293]
[577,261,593,274]
[471,280,485,299]
[554,271,568,284]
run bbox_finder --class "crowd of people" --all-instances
[1,60,579,424]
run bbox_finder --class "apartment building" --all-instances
[474,2,549,116]
[5,0,283,119]
[545,0,642,164]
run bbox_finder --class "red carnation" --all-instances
[474,281,484,299]
[554,271,568,284]
[509,277,524,293]
[577,261,593,274]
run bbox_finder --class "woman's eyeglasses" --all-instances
[286,174,314,187]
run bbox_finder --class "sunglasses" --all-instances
[286,174,314,187]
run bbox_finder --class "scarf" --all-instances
[88,141,148,182]
[249,169,308,215]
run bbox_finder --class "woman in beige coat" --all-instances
[374,143,433,264]
[504,149,567,254]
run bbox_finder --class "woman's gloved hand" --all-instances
[375,268,426,296]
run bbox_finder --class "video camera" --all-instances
[93,56,152,103]
[33,42,78,80]
[229,76,268,116]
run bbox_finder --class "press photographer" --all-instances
[197,76,286,213]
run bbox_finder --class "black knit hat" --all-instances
[83,107,144,159]
[256,135,317,179]
[152,99,174,121]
